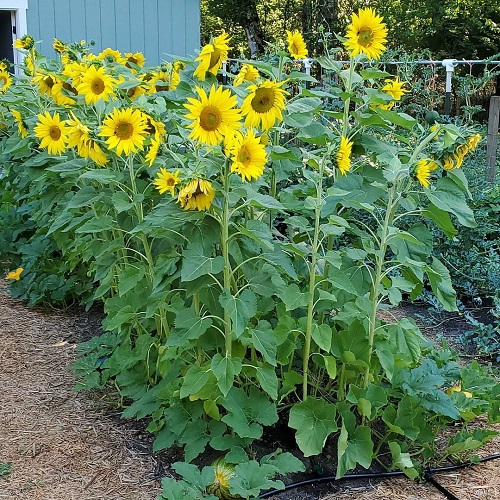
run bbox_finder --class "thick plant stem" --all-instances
[221,160,232,357]
[364,187,396,388]
[302,160,325,400]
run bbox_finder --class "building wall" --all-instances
[26,0,200,65]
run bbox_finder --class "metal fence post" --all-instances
[303,58,312,90]
[442,59,458,115]
[486,96,500,183]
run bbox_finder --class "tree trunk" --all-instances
[242,3,266,57]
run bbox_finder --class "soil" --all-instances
[1,281,499,500]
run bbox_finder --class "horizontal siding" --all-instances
[26,0,200,65]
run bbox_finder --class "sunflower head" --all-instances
[337,136,353,175]
[11,109,28,138]
[178,179,215,211]
[233,63,260,87]
[0,70,12,93]
[382,76,408,101]
[34,111,69,156]
[153,168,180,195]
[98,48,125,64]
[241,80,289,131]
[14,35,35,50]
[193,31,231,81]
[77,65,116,104]
[53,38,67,54]
[286,30,308,60]
[414,159,435,188]
[466,134,481,151]
[184,85,241,146]
[344,8,388,60]
[125,52,146,70]
[229,130,268,182]
[99,107,149,156]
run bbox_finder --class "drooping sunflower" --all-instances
[62,61,88,87]
[99,107,148,156]
[241,80,289,131]
[67,114,107,166]
[32,73,56,95]
[53,38,66,54]
[233,64,260,87]
[442,156,454,171]
[34,111,69,155]
[143,115,166,140]
[153,168,180,195]
[125,52,146,70]
[177,179,215,211]
[193,32,231,81]
[336,136,353,175]
[11,109,28,138]
[286,30,308,60]
[77,65,116,104]
[98,48,125,64]
[5,267,23,281]
[414,159,437,188]
[52,81,78,106]
[344,8,388,60]
[0,70,12,93]
[466,133,481,152]
[147,69,175,93]
[229,130,268,182]
[14,35,35,50]
[184,85,241,146]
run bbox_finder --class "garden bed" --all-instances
[1,281,499,500]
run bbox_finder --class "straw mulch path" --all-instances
[0,282,161,500]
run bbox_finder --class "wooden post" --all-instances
[486,96,500,182]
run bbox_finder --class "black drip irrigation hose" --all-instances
[258,453,500,499]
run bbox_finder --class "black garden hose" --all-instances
[258,453,500,499]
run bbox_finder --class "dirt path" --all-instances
[0,283,161,500]
[1,282,500,500]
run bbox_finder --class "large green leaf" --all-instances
[279,284,310,311]
[211,354,242,396]
[289,398,338,456]
[181,242,225,282]
[180,365,212,399]
[254,363,279,399]
[248,320,278,366]
[167,308,213,347]
[425,177,476,227]
[337,410,373,478]
[424,257,457,311]
[219,289,257,338]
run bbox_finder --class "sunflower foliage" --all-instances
[1,10,499,500]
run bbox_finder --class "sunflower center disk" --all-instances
[200,106,222,131]
[49,126,61,140]
[91,78,105,95]
[44,76,55,89]
[237,147,250,165]
[358,28,374,47]
[251,88,274,113]
[115,122,134,139]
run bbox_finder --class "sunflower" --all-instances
[178,179,215,211]
[14,35,35,50]
[11,109,28,138]
[53,38,66,53]
[77,65,116,104]
[193,32,231,81]
[286,30,308,60]
[442,156,453,170]
[67,115,107,166]
[34,111,69,155]
[63,61,88,87]
[52,81,78,106]
[154,168,180,195]
[375,76,408,110]
[229,130,268,182]
[99,107,148,155]
[145,138,161,166]
[147,69,175,93]
[0,70,12,93]
[466,133,481,151]
[127,83,147,100]
[344,8,388,60]
[184,85,241,146]
[414,159,436,188]
[336,136,353,175]
[32,73,56,95]
[241,80,289,131]
[98,48,125,64]
[5,267,23,280]
[125,52,146,70]
[233,64,260,87]
[143,116,166,139]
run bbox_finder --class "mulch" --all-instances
[1,281,499,500]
